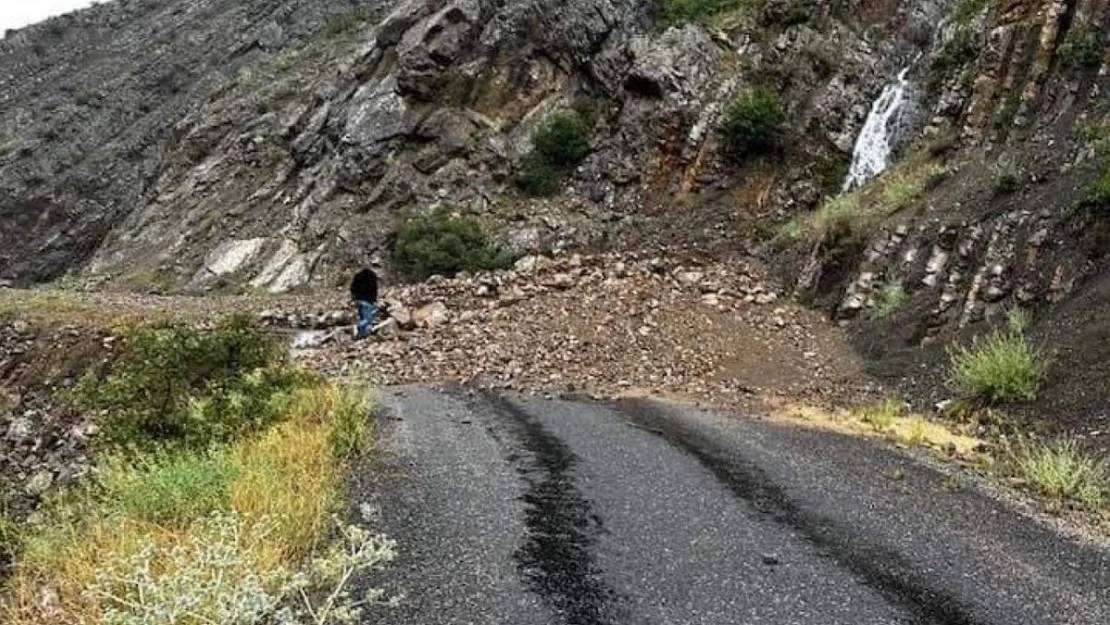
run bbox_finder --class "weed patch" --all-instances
[947,313,1046,404]
[1082,163,1110,209]
[785,158,944,244]
[993,161,1020,195]
[873,282,907,318]
[655,0,740,26]
[853,397,902,431]
[100,451,237,525]
[1,374,384,625]
[1007,438,1108,510]
[324,5,374,38]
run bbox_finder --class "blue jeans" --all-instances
[355,300,378,339]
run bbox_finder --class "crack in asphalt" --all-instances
[475,390,626,625]
[611,398,988,625]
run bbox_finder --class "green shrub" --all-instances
[517,112,591,197]
[531,113,590,167]
[994,162,1020,195]
[1059,19,1103,69]
[947,316,1047,403]
[392,208,514,279]
[953,0,990,23]
[71,315,299,452]
[721,88,785,157]
[1082,164,1110,208]
[933,27,977,73]
[813,154,849,197]
[1008,438,1108,510]
[100,451,238,525]
[516,152,561,197]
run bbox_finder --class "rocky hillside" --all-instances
[1,0,927,292]
[5,0,1110,428]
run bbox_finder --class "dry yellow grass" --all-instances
[776,400,982,457]
[0,381,368,625]
[229,419,339,561]
[3,516,177,624]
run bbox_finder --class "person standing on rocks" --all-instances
[350,265,379,340]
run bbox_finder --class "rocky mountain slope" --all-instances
[1,0,920,292]
[5,0,1110,429]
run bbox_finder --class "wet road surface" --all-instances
[364,386,1110,625]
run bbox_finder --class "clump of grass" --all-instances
[811,193,864,236]
[99,450,238,525]
[993,161,1020,195]
[813,153,849,198]
[881,163,943,211]
[947,311,1046,403]
[1008,438,1108,510]
[0,499,16,568]
[788,158,944,244]
[854,397,903,431]
[1082,163,1110,209]
[900,418,929,446]
[873,282,907,318]
[324,5,374,38]
[655,0,740,26]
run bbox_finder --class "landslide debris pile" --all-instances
[290,253,874,406]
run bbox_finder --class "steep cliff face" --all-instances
[2,0,928,291]
[0,0,375,285]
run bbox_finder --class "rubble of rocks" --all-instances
[293,252,877,407]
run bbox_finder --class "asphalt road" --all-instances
[363,386,1110,625]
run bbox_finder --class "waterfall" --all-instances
[842,67,912,191]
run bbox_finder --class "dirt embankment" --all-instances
[0,320,116,519]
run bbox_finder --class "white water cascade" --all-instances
[842,66,912,191]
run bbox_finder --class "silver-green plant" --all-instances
[88,513,397,625]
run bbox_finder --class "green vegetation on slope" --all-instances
[1059,19,1104,69]
[393,207,515,280]
[721,87,785,158]
[517,112,592,197]
[1007,438,1108,511]
[782,157,945,244]
[947,310,1047,404]
[69,315,303,453]
[1,317,393,625]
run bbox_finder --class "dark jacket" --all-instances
[350,268,378,303]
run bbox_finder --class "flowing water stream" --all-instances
[842,66,913,191]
